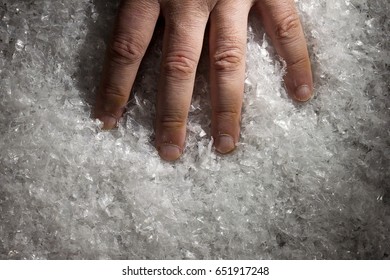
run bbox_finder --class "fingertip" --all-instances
[158,144,182,162]
[215,134,236,154]
[293,85,313,102]
[98,115,118,130]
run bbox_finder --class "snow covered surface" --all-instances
[0,0,389,259]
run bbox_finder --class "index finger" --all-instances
[256,0,313,102]
[94,0,160,129]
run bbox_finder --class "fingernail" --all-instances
[215,134,235,154]
[294,85,312,102]
[99,115,117,130]
[158,144,182,161]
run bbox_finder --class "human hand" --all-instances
[94,0,313,161]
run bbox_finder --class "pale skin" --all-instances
[94,0,313,161]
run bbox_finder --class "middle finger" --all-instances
[209,0,252,154]
[155,2,209,161]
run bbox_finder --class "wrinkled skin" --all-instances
[94,0,313,161]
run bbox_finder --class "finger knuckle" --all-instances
[163,52,198,80]
[287,55,309,70]
[109,33,145,65]
[159,111,187,130]
[213,46,245,73]
[163,0,210,19]
[275,12,301,43]
[215,109,240,123]
[100,84,128,110]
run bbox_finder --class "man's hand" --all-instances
[94,0,313,161]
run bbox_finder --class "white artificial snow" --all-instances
[0,0,389,259]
